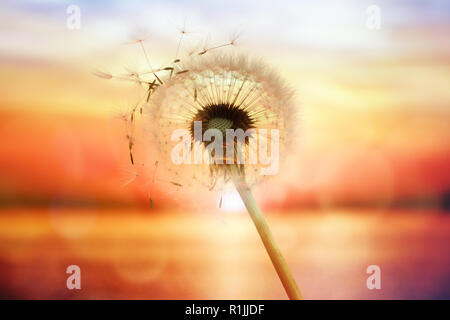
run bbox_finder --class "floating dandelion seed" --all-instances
[149,196,153,209]
[104,31,302,299]
[120,165,139,187]
[92,70,113,79]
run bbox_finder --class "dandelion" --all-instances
[104,33,302,299]
[143,54,302,299]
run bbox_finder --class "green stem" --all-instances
[229,165,303,300]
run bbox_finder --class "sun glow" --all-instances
[219,191,246,213]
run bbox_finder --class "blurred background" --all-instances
[0,0,449,299]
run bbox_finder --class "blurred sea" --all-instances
[0,208,449,299]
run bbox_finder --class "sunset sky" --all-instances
[0,0,449,209]
[1,0,450,301]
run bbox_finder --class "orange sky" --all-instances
[0,1,449,210]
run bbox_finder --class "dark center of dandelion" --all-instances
[207,117,233,136]
[190,103,255,142]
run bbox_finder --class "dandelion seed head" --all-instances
[144,53,296,189]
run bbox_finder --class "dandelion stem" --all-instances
[230,165,303,300]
